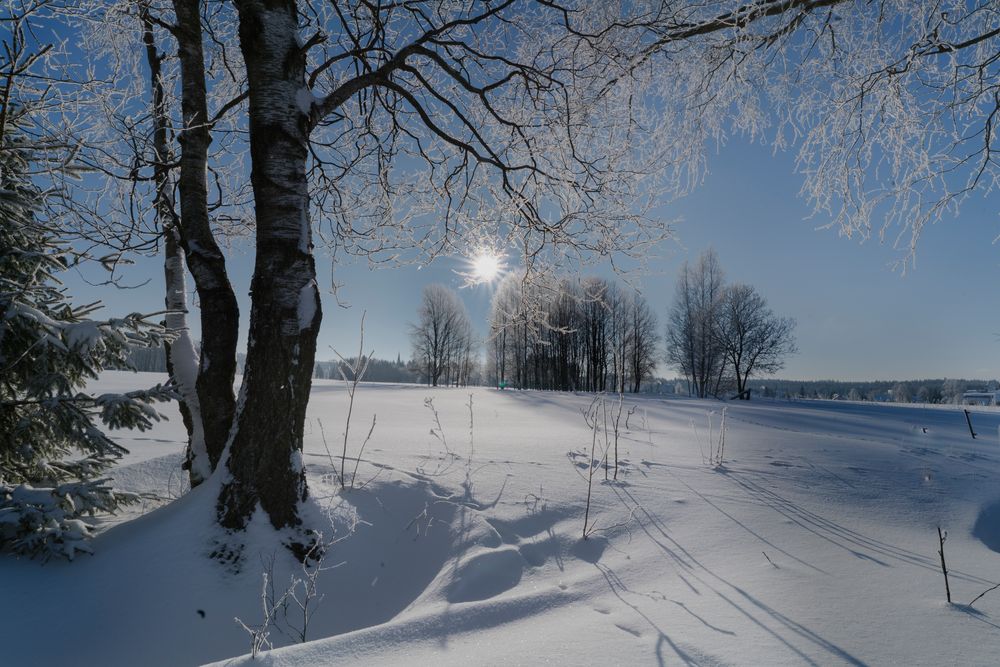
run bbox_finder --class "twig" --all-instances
[602,398,610,481]
[318,419,340,484]
[938,526,952,604]
[424,397,452,457]
[467,393,475,465]
[588,505,638,537]
[583,402,599,540]
[964,409,977,439]
[716,407,728,466]
[331,311,376,490]
[348,414,377,490]
[969,582,1000,608]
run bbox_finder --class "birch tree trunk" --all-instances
[218,0,321,533]
[172,0,240,470]
[163,227,209,483]
[141,7,209,485]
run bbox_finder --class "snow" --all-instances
[4,371,1000,666]
[297,280,317,331]
[294,87,317,116]
[290,449,304,475]
[172,329,210,482]
[298,208,311,255]
[64,321,108,353]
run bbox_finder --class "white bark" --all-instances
[164,227,209,484]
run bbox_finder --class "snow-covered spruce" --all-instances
[0,129,173,560]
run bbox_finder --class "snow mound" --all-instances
[973,500,1000,553]
[445,546,524,602]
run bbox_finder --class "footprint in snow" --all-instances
[614,623,643,638]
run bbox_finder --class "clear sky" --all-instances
[68,135,1000,382]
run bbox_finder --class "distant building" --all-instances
[961,390,1000,406]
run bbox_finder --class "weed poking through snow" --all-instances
[234,532,343,657]
[326,312,378,491]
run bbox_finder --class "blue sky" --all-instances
[68,135,1000,382]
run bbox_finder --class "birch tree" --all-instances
[217,0,689,534]
[627,293,659,394]
[487,275,656,392]
[107,1,244,485]
[167,0,243,473]
[666,250,727,398]
[410,285,474,388]
[138,4,207,484]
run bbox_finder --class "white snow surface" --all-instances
[297,280,317,332]
[294,87,317,116]
[4,371,1000,666]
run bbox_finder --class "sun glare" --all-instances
[472,253,501,282]
[459,249,506,287]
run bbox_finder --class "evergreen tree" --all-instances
[0,127,173,561]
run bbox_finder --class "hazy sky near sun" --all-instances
[69,136,1000,382]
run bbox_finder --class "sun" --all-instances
[459,249,507,286]
[472,252,501,282]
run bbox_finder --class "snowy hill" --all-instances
[4,372,1000,666]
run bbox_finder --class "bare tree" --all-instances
[546,279,583,392]
[410,285,474,387]
[715,284,796,399]
[487,278,517,388]
[579,278,611,393]
[665,249,727,398]
[168,0,242,472]
[607,281,630,394]
[138,3,208,484]
[218,0,708,534]
[487,273,657,393]
[891,382,913,404]
[627,293,659,393]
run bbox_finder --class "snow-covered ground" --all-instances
[4,371,1000,666]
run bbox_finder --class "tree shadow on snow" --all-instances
[313,479,461,636]
[593,482,869,666]
[722,470,994,586]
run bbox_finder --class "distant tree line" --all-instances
[486,275,659,393]
[313,355,418,384]
[746,378,997,404]
[117,344,167,373]
[130,343,423,386]
[665,249,796,399]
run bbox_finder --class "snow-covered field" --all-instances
[4,371,1000,666]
